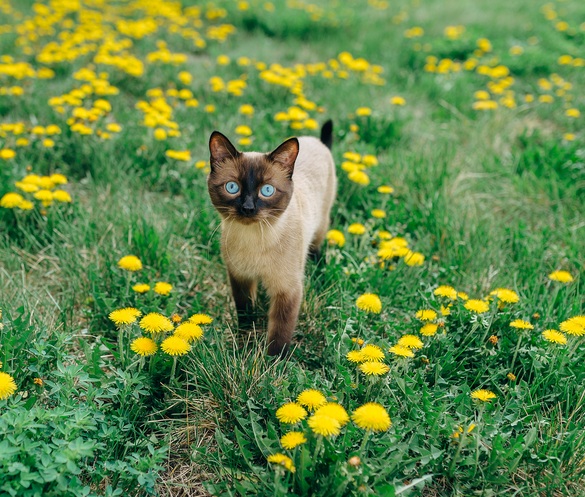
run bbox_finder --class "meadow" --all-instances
[0,0,584,495]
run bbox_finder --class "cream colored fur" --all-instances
[220,136,336,301]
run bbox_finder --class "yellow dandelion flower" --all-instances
[276,402,307,424]
[52,190,72,203]
[404,251,425,266]
[297,389,326,411]
[118,255,143,271]
[352,402,391,432]
[510,319,533,330]
[390,96,406,106]
[174,322,203,343]
[348,223,366,235]
[356,294,382,314]
[356,107,372,116]
[109,307,142,327]
[560,316,585,336]
[434,285,457,300]
[388,345,415,358]
[360,344,385,361]
[0,372,17,400]
[314,403,350,426]
[161,335,190,356]
[457,291,469,300]
[348,170,370,186]
[415,309,437,321]
[139,313,174,333]
[130,337,158,356]
[132,283,150,293]
[267,453,295,472]
[50,174,67,185]
[343,152,361,162]
[239,104,254,115]
[0,192,24,208]
[441,305,451,316]
[154,281,173,296]
[542,329,567,345]
[235,124,252,136]
[377,185,394,194]
[189,313,213,325]
[420,323,439,336]
[347,350,365,363]
[308,414,341,436]
[470,389,497,402]
[362,155,378,167]
[280,431,306,450]
[398,334,423,349]
[371,209,386,218]
[359,361,390,376]
[489,288,519,304]
[326,229,345,247]
[464,299,490,314]
[548,270,574,283]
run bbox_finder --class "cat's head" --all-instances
[207,131,299,225]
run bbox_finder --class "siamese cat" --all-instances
[207,121,336,356]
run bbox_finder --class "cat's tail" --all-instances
[320,120,333,150]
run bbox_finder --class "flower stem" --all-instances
[170,356,177,383]
[358,430,370,455]
[509,332,523,373]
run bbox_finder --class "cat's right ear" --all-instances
[209,131,240,171]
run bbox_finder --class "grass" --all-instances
[0,0,584,495]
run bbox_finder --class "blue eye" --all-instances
[260,184,275,197]
[225,181,240,194]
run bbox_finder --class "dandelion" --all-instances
[420,323,439,336]
[239,104,254,115]
[235,124,252,136]
[542,329,567,345]
[348,223,366,235]
[154,281,173,296]
[434,285,458,300]
[118,255,143,271]
[358,344,384,362]
[464,299,490,314]
[0,372,17,400]
[297,389,327,411]
[404,252,425,266]
[132,283,150,293]
[352,403,391,432]
[308,414,341,436]
[548,270,574,283]
[489,288,519,304]
[189,313,213,325]
[314,403,350,426]
[130,337,158,356]
[348,170,370,186]
[415,309,437,321]
[390,96,406,106]
[355,107,372,116]
[398,335,423,349]
[356,294,382,314]
[276,403,307,424]
[52,190,72,203]
[388,345,415,358]
[280,431,307,450]
[470,389,497,402]
[359,361,390,375]
[347,350,365,363]
[109,307,142,327]
[326,229,345,247]
[267,453,295,472]
[377,185,394,194]
[488,335,498,345]
[161,336,190,356]
[510,319,533,330]
[139,313,174,333]
[174,322,203,343]
[371,209,386,218]
[560,316,585,336]
[507,373,516,381]
[362,155,378,167]
[0,192,24,208]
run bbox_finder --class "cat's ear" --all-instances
[209,131,240,170]
[268,137,299,179]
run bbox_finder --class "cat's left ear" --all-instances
[209,131,240,171]
[268,137,299,179]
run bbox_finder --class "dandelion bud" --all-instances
[348,456,361,467]
[507,372,516,381]
[488,335,498,345]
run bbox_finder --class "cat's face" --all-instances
[207,132,299,225]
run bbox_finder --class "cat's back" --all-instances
[293,136,336,191]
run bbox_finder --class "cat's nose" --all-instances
[241,195,256,215]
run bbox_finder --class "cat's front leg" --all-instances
[228,271,257,330]
[266,282,302,357]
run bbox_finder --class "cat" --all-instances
[207,121,336,356]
